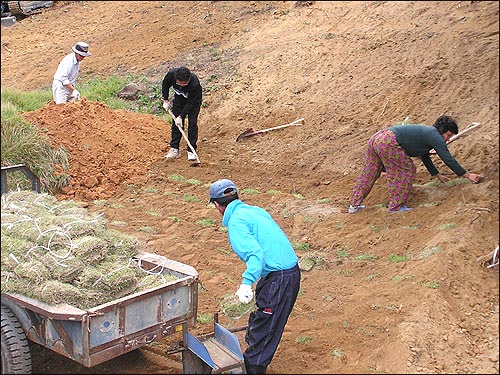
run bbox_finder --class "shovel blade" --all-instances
[236,128,258,141]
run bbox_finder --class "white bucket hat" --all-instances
[72,42,91,57]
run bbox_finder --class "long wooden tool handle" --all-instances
[446,122,481,145]
[167,109,201,163]
[257,118,305,134]
[429,122,481,155]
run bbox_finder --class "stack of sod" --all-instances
[1,190,178,310]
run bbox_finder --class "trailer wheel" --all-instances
[1,304,32,374]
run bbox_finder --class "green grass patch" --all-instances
[437,223,457,230]
[80,76,133,109]
[292,193,306,200]
[418,246,442,259]
[298,251,326,271]
[184,194,200,203]
[145,210,162,217]
[356,326,376,337]
[241,188,260,194]
[417,177,469,188]
[110,220,128,227]
[323,294,334,302]
[196,218,216,227]
[139,226,156,234]
[196,313,213,324]
[186,179,201,185]
[388,254,410,263]
[295,335,314,344]
[417,280,440,289]
[316,198,331,204]
[335,248,350,259]
[391,274,415,281]
[281,209,292,218]
[1,94,70,193]
[354,254,377,261]
[167,216,181,222]
[339,269,353,277]
[369,224,386,233]
[168,174,185,181]
[401,224,421,229]
[366,274,379,281]
[266,189,281,194]
[331,349,345,358]
[292,242,310,251]
[144,187,159,193]
[215,247,232,257]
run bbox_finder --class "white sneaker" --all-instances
[165,148,180,159]
[348,204,366,214]
[187,151,197,161]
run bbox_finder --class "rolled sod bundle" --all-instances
[71,236,110,264]
[34,280,85,307]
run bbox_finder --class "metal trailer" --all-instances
[1,253,200,374]
[1,164,247,374]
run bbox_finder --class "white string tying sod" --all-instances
[136,253,168,275]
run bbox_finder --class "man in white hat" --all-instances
[52,42,91,104]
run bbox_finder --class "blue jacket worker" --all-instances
[209,179,301,374]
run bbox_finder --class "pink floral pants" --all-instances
[350,129,416,211]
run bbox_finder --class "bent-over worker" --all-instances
[349,115,483,214]
[209,179,301,374]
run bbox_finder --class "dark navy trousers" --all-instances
[244,264,301,368]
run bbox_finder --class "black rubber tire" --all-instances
[1,304,32,374]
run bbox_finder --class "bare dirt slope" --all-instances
[1,1,499,374]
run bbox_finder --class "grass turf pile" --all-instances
[1,190,178,309]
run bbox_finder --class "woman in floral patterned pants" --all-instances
[348,115,482,213]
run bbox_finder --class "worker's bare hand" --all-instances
[465,172,483,184]
[436,174,449,183]
[162,100,170,111]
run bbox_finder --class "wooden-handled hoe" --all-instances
[166,108,201,166]
[236,118,305,142]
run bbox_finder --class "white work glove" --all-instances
[70,89,80,100]
[174,116,183,127]
[162,100,170,111]
[235,284,254,304]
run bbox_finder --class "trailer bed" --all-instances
[1,252,199,367]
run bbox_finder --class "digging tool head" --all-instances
[236,118,305,142]
[236,128,257,142]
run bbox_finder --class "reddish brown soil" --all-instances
[1,1,499,374]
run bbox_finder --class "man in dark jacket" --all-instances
[161,66,203,161]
